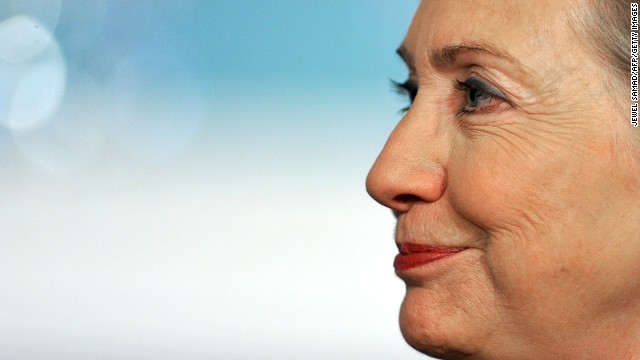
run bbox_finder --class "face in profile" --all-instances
[367,1,640,359]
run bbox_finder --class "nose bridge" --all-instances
[384,108,448,169]
[366,107,450,211]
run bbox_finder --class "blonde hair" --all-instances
[570,0,631,90]
[569,1,640,150]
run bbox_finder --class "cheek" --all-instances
[447,121,604,242]
[447,136,552,233]
[448,137,551,276]
[446,139,589,332]
[447,128,640,325]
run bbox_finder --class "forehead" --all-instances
[404,0,581,72]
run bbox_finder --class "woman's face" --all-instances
[367,1,640,358]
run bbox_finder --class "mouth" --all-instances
[394,243,468,272]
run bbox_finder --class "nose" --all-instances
[366,108,449,213]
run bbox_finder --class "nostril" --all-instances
[393,194,421,204]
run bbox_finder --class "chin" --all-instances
[399,288,477,360]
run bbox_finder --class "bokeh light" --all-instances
[0,15,54,63]
[4,0,62,34]
[4,37,66,131]
[11,68,104,174]
[0,1,425,359]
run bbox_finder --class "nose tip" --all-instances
[366,155,447,213]
[366,99,450,214]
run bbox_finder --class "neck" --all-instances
[536,302,640,360]
[479,301,640,360]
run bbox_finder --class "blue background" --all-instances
[0,1,428,358]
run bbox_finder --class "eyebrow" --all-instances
[396,41,526,71]
[396,45,416,71]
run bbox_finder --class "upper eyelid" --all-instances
[460,76,511,103]
[391,75,513,110]
[395,74,507,98]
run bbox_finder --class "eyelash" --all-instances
[392,77,507,117]
[391,79,418,113]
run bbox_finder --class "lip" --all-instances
[394,243,467,272]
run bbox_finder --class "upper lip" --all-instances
[394,211,479,254]
[396,242,468,255]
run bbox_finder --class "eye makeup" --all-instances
[453,75,511,116]
[390,74,511,117]
[456,76,508,100]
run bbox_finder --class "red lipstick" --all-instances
[394,243,466,271]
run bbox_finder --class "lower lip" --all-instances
[394,245,467,272]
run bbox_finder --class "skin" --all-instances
[366,1,640,359]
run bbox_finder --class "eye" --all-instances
[392,79,418,113]
[454,76,509,116]
[467,87,486,107]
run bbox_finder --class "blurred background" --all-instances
[0,1,426,358]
